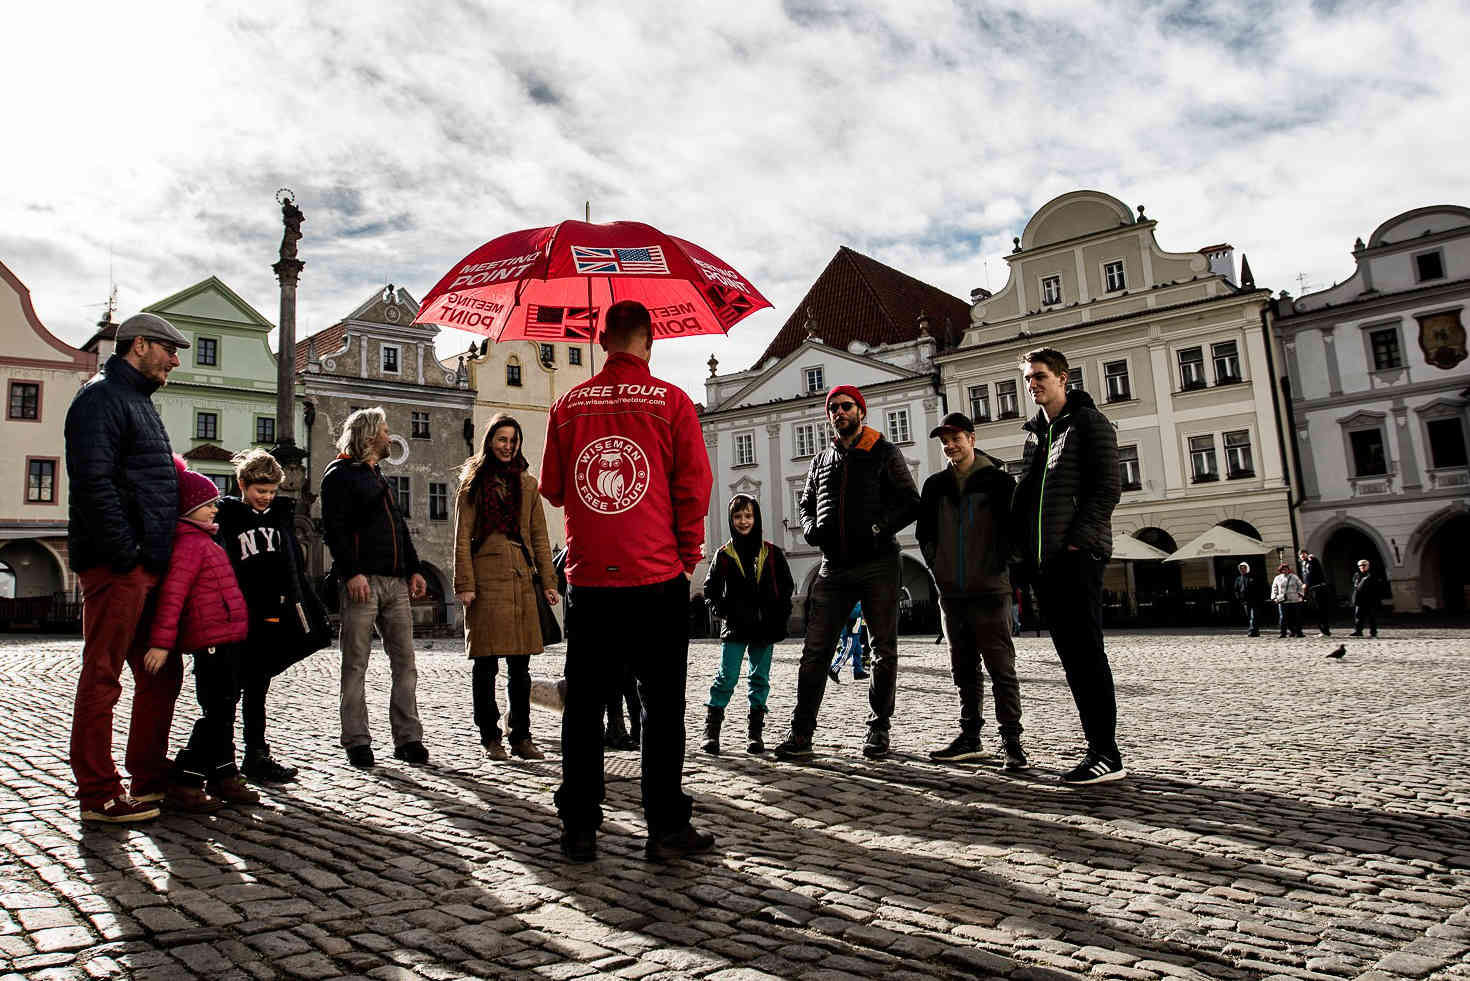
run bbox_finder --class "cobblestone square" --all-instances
[2,628,1467,980]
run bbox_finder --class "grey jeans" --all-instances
[939,595,1022,737]
[339,575,423,750]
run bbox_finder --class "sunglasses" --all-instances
[828,401,859,413]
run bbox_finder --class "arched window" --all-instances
[506,357,522,387]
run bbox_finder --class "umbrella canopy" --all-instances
[1164,524,1271,562]
[1110,534,1172,561]
[413,220,772,343]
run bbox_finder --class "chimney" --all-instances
[1199,243,1236,285]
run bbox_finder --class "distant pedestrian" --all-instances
[1233,562,1265,637]
[773,383,921,762]
[828,602,871,682]
[147,467,252,813]
[700,494,794,756]
[541,300,715,863]
[320,407,430,769]
[1014,348,1125,785]
[917,412,1028,770]
[1350,559,1386,638]
[1271,564,1307,637]
[454,414,557,763]
[64,313,189,824]
[1298,549,1333,637]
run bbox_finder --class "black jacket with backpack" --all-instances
[703,499,794,645]
[798,425,920,566]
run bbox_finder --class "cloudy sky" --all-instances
[4,0,1467,401]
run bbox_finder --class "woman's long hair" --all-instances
[336,406,387,461]
[458,414,529,493]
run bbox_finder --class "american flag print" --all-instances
[571,245,669,275]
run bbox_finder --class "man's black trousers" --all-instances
[1034,551,1121,763]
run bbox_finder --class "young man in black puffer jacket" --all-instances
[774,384,920,762]
[1015,348,1124,785]
[917,413,1028,772]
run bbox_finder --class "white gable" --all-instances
[718,342,914,410]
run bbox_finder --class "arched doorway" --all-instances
[1420,514,1470,614]
[0,541,64,598]
[899,553,939,635]
[0,561,13,600]
[1132,527,1181,620]
[1322,525,1387,609]
[1213,519,1267,590]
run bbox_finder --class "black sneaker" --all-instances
[346,745,375,768]
[560,829,597,863]
[773,734,814,760]
[393,741,430,765]
[862,727,890,759]
[826,667,841,684]
[242,751,298,784]
[929,734,986,763]
[1060,752,1125,785]
[1002,737,1030,771]
[645,824,716,862]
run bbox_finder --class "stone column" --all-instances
[271,193,308,494]
[1392,402,1421,490]
[1319,326,1343,397]
[704,429,720,560]
[765,423,784,547]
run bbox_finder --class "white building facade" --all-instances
[1273,205,1470,613]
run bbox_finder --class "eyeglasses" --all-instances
[828,401,858,413]
[146,338,179,356]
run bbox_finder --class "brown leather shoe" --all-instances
[163,785,225,814]
[207,775,260,806]
[510,739,545,760]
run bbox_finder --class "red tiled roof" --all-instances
[753,247,970,368]
[294,323,348,373]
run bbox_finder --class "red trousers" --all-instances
[71,566,183,806]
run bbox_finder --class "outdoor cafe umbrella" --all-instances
[1163,524,1271,563]
[412,220,772,351]
[1110,533,1172,615]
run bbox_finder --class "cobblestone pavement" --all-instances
[2,627,1468,981]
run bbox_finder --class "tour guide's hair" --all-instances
[1019,347,1069,377]
[603,300,653,350]
[337,406,387,461]
[231,447,285,487]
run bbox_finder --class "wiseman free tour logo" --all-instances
[573,436,651,514]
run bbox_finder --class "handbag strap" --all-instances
[517,539,544,587]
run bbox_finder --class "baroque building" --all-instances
[1272,205,1470,613]
[938,190,1291,618]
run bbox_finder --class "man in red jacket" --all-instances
[541,300,714,864]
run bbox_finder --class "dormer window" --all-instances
[1041,275,1062,306]
[1415,250,1445,282]
[804,365,825,394]
[1104,261,1126,292]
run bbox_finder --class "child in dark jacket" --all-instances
[215,448,326,783]
[701,494,794,755]
[142,465,252,813]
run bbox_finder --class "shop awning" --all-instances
[1164,525,1271,562]
[1111,534,1172,561]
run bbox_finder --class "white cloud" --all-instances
[2,0,1467,403]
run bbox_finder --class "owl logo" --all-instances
[574,436,651,514]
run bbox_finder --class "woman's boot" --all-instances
[746,707,766,754]
[700,705,724,756]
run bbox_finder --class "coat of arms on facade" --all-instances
[1417,310,1468,369]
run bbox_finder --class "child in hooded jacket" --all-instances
[700,494,794,755]
[142,464,252,813]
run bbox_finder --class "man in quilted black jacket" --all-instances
[1015,348,1124,785]
[65,313,188,823]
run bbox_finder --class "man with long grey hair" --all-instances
[320,407,430,768]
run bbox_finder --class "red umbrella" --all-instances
[412,220,771,343]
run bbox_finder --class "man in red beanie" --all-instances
[774,383,920,761]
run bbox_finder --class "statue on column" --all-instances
[280,198,305,261]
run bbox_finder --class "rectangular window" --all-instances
[1189,435,1219,482]
[208,474,232,496]
[539,343,555,366]
[1066,367,1084,392]
[1224,429,1254,478]
[804,366,825,394]
[1349,429,1387,476]
[1427,418,1468,469]
[195,337,218,367]
[1041,275,1062,305]
[7,381,39,420]
[195,411,218,440]
[886,408,911,444]
[793,422,816,458]
[793,486,805,521]
[26,459,56,503]
[568,347,582,366]
[1104,360,1131,402]
[996,380,1019,419]
[381,345,400,374]
[968,384,990,422]
[506,363,522,386]
[734,431,755,466]
[386,475,411,515]
[1178,347,1206,390]
[1104,260,1126,292]
[1415,250,1445,282]
[429,482,449,521]
[1370,328,1402,370]
[411,411,430,439]
[1212,340,1241,383]
[1118,445,1141,490]
[255,417,275,444]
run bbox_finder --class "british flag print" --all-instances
[571,245,669,275]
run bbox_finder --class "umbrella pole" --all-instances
[585,201,595,375]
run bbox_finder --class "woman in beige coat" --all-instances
[454,415,558,761]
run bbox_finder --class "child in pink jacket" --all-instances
[142,467,251,813]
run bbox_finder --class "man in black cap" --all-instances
[916,413,1028,770]
[65,312,190,823]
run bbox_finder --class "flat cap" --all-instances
[114,313,190,349]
